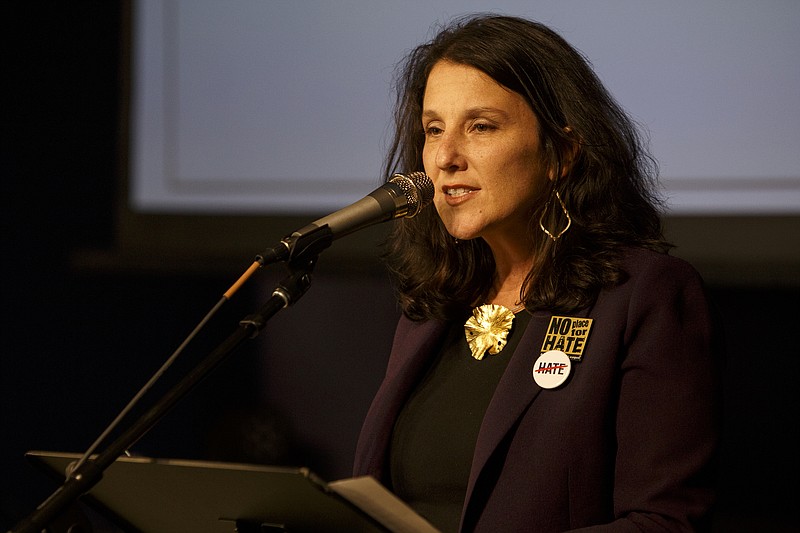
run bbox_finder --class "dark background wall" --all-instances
[2,3,798,532]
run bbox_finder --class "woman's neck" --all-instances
[487,251,535,310]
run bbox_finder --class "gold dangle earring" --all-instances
[539,184,571,242]
[539,135,577,242]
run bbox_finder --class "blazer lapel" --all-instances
[353,318,448,479]
[462,312,551,513]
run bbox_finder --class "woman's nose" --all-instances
[435,133,466,171]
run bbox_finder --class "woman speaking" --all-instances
[354,14,723,532]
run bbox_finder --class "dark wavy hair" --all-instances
[383,14,670,321]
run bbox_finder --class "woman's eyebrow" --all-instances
[421,106,511,121]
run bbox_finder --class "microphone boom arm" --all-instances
[9,259,318,533]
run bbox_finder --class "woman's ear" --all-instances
[558,126,579,179]
[545,126,579,182]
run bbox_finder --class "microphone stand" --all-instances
[9,227,334,533]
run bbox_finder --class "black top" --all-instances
[389,310,532,532]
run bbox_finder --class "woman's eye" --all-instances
[474,123,494,133]
[425,126,443,136]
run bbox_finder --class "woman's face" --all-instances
[421,60,550,249]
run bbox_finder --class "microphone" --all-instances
[258,172,433,265]
[298,171,433,239]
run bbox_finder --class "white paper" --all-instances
[328,476,440,533]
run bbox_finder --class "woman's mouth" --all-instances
[442,186,478,205]
[445,187,473,197]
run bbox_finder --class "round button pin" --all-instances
[532,350,571,389]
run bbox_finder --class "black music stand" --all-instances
[27,451,438,533]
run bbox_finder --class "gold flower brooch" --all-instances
[464,304,519,360]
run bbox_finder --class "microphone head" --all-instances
[389,172,434,218]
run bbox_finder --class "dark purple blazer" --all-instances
[354,248,723,532]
